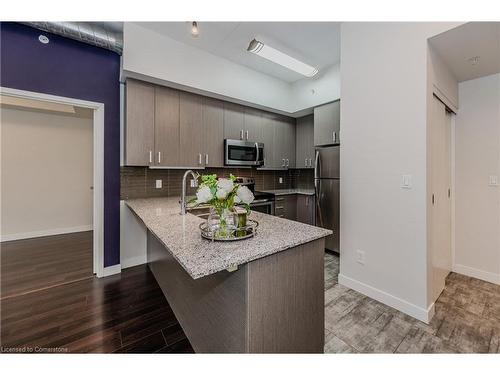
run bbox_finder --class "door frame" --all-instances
[0,86,106,277]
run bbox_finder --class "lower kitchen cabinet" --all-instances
[274,194,315,225]
[274,195,297,220]
[296,195,315,225]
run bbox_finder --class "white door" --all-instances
[430,96,452,301]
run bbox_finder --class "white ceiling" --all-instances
[429,22,500,82]
[136,22,341,83]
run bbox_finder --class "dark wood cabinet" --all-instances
[125,79,155,166]
[314,100,340,146]
[296,195,315,225]
[296,114,314,168]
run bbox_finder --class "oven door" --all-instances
[225,139,264,166]
[250,199,275,215]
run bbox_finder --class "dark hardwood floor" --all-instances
[1,264,193,353]
[1,231,94,299]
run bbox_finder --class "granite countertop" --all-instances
[125,197,331,280]
[257,188,316,196]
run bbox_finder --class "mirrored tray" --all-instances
[199,220,259,242]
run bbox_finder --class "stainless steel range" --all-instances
[234,177,275,215]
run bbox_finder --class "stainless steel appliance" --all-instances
[225,139,264,166]
[235,177,275,215]
[314,146,340,252]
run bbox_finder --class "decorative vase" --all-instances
[208,207,235,238]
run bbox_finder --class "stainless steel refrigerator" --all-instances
[314,146,340,252]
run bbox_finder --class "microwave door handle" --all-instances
[255,142,259,165]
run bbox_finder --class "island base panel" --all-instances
[147,231,325,353]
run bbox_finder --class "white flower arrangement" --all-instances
[192,174,254,212]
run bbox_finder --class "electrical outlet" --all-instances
[279,177,283,184]
[489,175,498,186]
[190,179,198,188]
[155,179,162,189]
[356,250,365,265]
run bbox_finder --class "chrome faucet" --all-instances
[180,170,200,215]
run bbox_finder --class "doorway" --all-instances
[0,87,105,299]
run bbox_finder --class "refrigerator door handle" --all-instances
[314,150,320,179]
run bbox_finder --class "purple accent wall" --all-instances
[0,22,121,267]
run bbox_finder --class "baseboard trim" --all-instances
[1,225,93,242]
[100,264,122,278]
[121,255,147,270]
[453,264,500,285]
[338,273,433,323]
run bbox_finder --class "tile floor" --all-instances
[324,252,500,353]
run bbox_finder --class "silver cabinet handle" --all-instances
[254,142,259,164]
[246,130,249,140]
[158,151,161,164]
[198,153,202,165]
[149,150,153,164]
[240,129,244,140]
[333,131,337,143]
[309,158,312,167]
[305,158,308,167]
[276,198,284,201]
[282,158,286,167]
[286,159,290,167]
[205,154,209,165]
[275,206,284,210]
[263,157,266,166]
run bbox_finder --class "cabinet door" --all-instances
[285,118,296,168]
[155,86,180,166]
[296,114,314,168]
[283,195,297,221]
[314,100,340,146]
[296,195,315,224]
[223,102,245,140]
[261,113,275,168]
[179,92,204,167]
[244,107,263,143]
[273,116,287,169]
[203,97,224,167]
[125,79,155,166]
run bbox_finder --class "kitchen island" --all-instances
[125,197,332,353]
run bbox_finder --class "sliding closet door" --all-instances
[430,95,452,301]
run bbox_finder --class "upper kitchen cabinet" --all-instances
[314,100,340,146]
[261,113,275,168]
[179,92,204,168]
[296,114,314,168]
[202,97,224,167]
[223,102,245,140]
[272,115,296,169]
[243,107,263,143]
[125,79,155,166]
[155,86,180,167]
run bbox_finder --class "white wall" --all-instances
[428,45,459,111]
[454,73,500,284]
[122,22,340,116]
[339,22,462,322]
[1,107,93,241]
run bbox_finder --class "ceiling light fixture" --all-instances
[247,39,318,78]
[190,22,199,38]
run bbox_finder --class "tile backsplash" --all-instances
[120,167,314,200]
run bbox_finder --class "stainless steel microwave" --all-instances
[224,139,264,166]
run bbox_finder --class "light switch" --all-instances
[401,174,412,189]
[155,179,162,189]
[489,175,498,186]
[279,177,283,184]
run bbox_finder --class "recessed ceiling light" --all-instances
[247,39,318,78]
[190,22,199,38]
